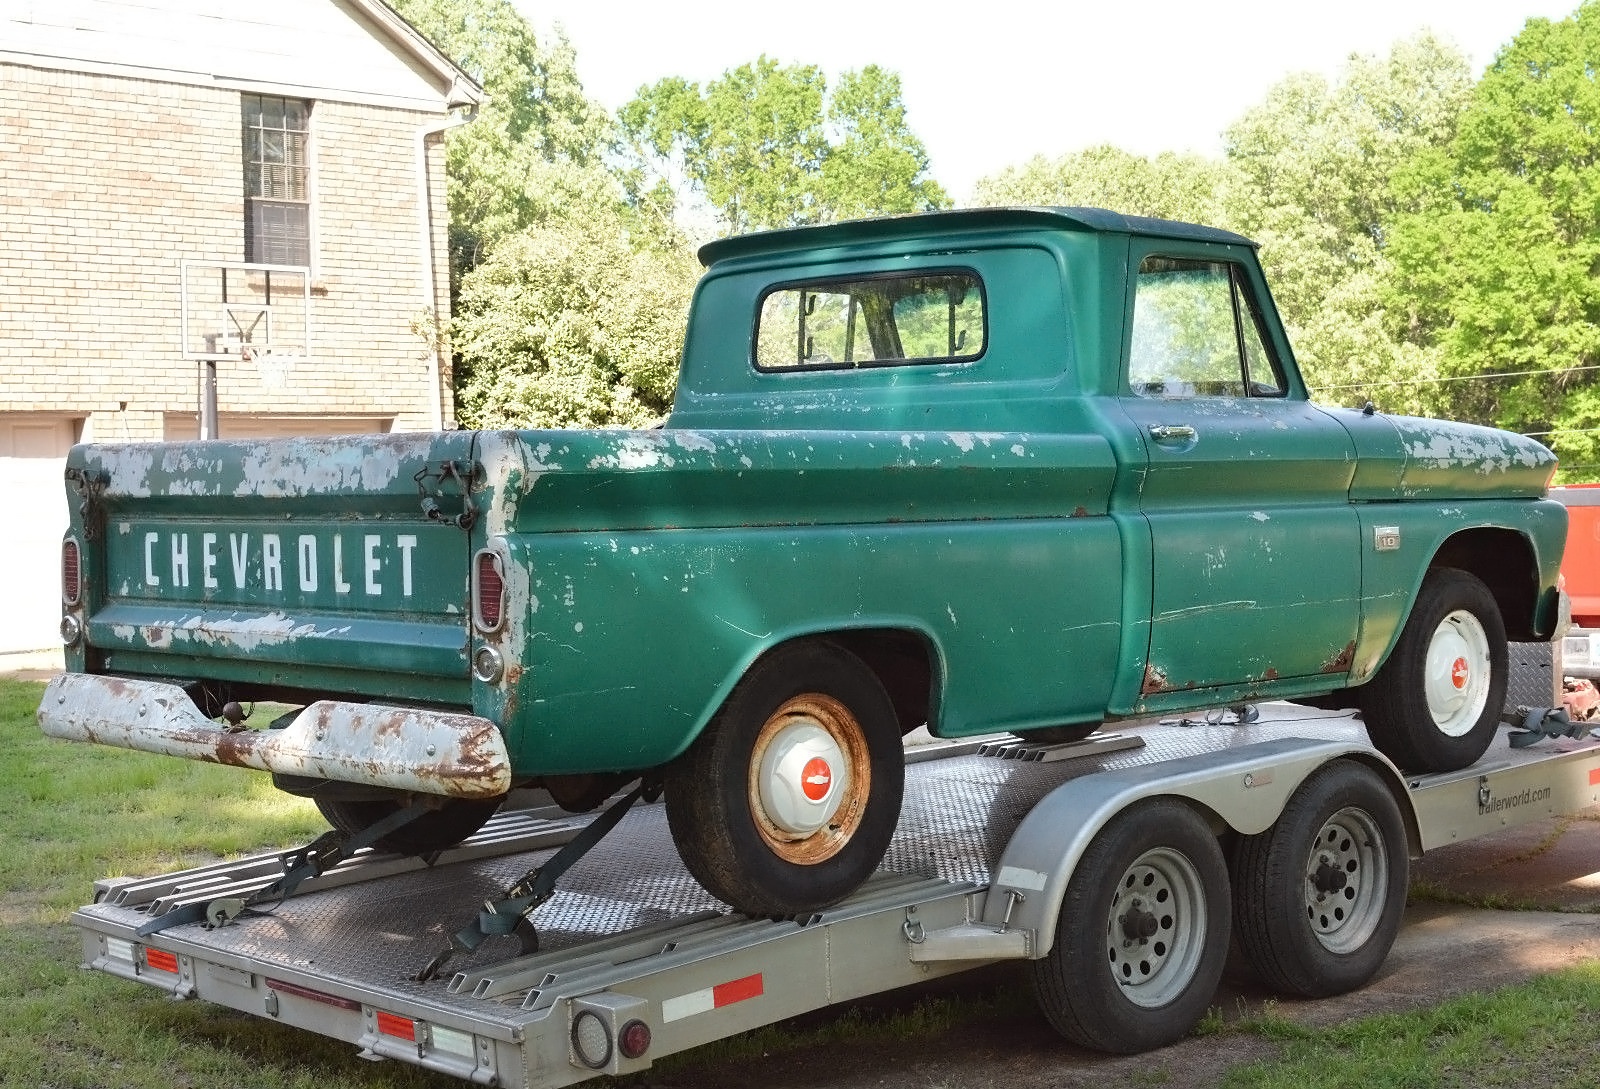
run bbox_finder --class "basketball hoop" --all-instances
[245,345,301,391]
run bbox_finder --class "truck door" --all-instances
[1115,248,1361,694]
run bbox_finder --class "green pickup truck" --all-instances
[40,208,1566,918]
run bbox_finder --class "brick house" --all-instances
[0,0,481,653]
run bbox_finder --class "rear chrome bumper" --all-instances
[38,673,511,798]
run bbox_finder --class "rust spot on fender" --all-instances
[1322,640,1356,674]
[1071,506,1090,518]
[1141,665,1169,694]
[1262,667,1279,681]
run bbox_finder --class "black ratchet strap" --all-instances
[1506,706,1596,748]
[135,798,437,937]
[414,779,655,982]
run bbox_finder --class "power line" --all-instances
[1311,363,1600,391]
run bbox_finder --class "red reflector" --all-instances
[62,538,81,605]
[144,948,179,974]
[475,551,504,630]
[1589,767,1600,787]
[266,977,362,1012]
[712,973,763,1008]
[377,1011,417,1041]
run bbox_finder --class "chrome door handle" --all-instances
[1149,424,1196,442]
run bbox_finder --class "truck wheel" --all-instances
[1360,567,1507,773]
[664,641,904,917]
[1030,799,1229,1053]
[1231,759,1408,997]
[315,796,502,855]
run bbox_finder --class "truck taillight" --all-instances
[62,537,82,606]
[474,549,505,632]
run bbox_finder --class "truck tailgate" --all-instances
[67,432,477,701]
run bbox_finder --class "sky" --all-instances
[510,0,1579,202]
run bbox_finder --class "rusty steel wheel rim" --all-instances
[747,693,872,865]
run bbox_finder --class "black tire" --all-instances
[1029,799,1230,1053]
[1359,567,1507,773]
[1231,759,1409,997]
[315,796,502,855]
[1019,723,1101,744]
[664,641,905,917]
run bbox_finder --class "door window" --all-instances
[1128,257,1285,398]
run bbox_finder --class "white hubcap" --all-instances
[1423,609,1491,738]
[756,721,848,836]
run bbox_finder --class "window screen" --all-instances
[755,272,985,371]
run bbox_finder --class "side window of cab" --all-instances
[1128,256,1285,398]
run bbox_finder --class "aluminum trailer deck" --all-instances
[71,701,1600,1087]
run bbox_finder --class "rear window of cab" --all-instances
[754,270,986,371]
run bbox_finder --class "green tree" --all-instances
[971,144,1234,227]
[452,204,700,430]
[392,0,612,274]
[1384,3,1600,474]
[620,57,948,234]
[1224,34,1474,411]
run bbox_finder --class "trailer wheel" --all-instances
[315,796,502,855]
[1231,759,1408,997]
[1030,799,1229,1053]
[1360,567,1506,773]
[664,641,904,917]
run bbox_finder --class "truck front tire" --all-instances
[664,641,905,917]
[1360,567,1507,773]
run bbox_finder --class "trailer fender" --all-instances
[981,737,1418,957]
[38,673,511,798]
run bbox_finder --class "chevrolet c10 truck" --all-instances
[40,207,1567,918]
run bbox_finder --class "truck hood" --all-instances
[1319,407,1557,501]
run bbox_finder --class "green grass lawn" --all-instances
[6,675,1600,1088]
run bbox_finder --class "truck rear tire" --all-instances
[1230,759,1408,997]
[315,796,502,855]
[664,641,905,917]
[1030,798,1230,1053]
[1359,567,1507,773]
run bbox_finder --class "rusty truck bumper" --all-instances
[37,674,511,798]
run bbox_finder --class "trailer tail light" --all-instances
[266,977,361,1012]
[473,549,505,633]
[62,537,81,606]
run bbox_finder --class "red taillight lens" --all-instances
[474,550,504,631]
[62,538,81,606]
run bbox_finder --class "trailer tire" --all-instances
[1359,567,1506,773]
[1231,759,1408,998]
[1030,798,1229,1053]
[315,796,502,855]
[664,641,904,917]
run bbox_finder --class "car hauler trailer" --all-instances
[65,677,1600,1085]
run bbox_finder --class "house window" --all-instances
[242,95,311,266]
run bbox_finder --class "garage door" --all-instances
[0,414,78,654]
[163,415,393,440]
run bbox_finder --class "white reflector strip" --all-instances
[429,1024,475,1058]
[106,937,135,963]
[661,973,763,1023]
